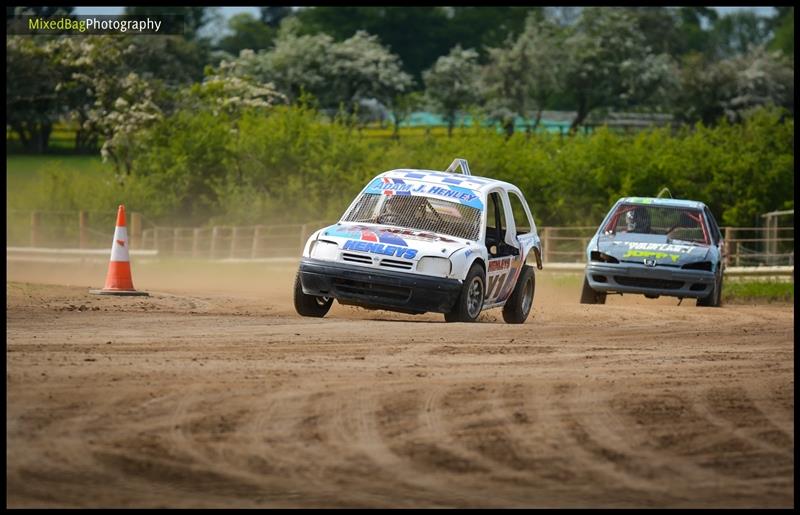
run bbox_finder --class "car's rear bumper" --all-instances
[585,262,717,298]
[298,258,462,313]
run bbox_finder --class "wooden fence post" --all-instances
[725,227,736,267]
[79,211,89,249]
[130,212,142,250]
[230,226,240,259]
[299,224,307,254]
[173,228,181,256]
[252,225,263,259]
[30,211,41,247]
[192,228,201,259]
[541,227,550,264]
[141,228,151,249]
[211,226,219,259]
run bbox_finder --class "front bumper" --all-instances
[585,262,716,298]
[299,258,462,314]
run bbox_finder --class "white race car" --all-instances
[294,159,543,323]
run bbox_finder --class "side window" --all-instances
[486,192,504,246]
[508,191,531,235]
[704,207,721,244]
[485,191,518,257]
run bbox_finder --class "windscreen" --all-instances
[604,204,709,245]
[342,193,482,241]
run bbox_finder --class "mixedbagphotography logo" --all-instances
[7,14,185,35]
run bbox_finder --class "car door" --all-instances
[484,189,522,305]
[703,206,725,271]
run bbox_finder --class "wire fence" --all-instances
[6,209,795,266]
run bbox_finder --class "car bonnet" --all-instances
[597,232,710,266]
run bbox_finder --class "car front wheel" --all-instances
[444,264,485,322]
[293,271,333,317]
[580,276,606,304]
[697,273,723,307]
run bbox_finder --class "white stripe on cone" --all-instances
[110,226,130,262]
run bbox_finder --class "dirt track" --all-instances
[6,261,794,508]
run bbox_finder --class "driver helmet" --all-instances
[625,207,650,233]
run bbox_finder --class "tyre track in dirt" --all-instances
[6,281,794,508]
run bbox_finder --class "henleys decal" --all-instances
[342,240,418,260]
[326,226,419,260]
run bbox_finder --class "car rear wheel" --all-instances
[502,265,535,324]
[293,271,333,317]
[580,276,606,304]
[444,264,485,322]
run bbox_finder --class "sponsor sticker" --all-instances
[365,179,483,209]
[342,240,418,260]
[623,249,681,263]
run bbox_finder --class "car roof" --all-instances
[378,168,516,194]
[618,196,706,209]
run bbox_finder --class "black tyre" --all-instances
[502,265,535,324]
[580,276,606,304]
[293,271,333,317]
[697,274,723,307]
[444,264,485,322]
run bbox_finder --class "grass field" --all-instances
[723,279,794,303]
[7,155,109,208]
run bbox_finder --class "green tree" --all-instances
[260,6,292,28]
[6,37,66,152]
[723,46,794,122]
[563,8,673,132]
[768,7,793,56]
[674,46,794,125]
[446,7,543,57]
[673,52,738,125]
[50,35,203,154]
[123,36,210,86]
[673,7,718,57]
[423,45,481,137]
[623,7,683,57]
[217,12,276,55]
[328,31,413,117]
[481,14,566,136]
[215,26,411,116]
[708,11,772,59]
[295,6,451,82]
[389,91,425,138]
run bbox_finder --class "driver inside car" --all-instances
[625,207,651,234]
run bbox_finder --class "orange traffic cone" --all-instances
[90,205,149,296]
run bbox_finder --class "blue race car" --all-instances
[581,197,725,307]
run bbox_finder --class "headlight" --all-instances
[590,251,619,264]
[682,261,713,271]
[310,240,339,260]
[417,256,451,276]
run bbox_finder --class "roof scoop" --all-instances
[444,158,471,176]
